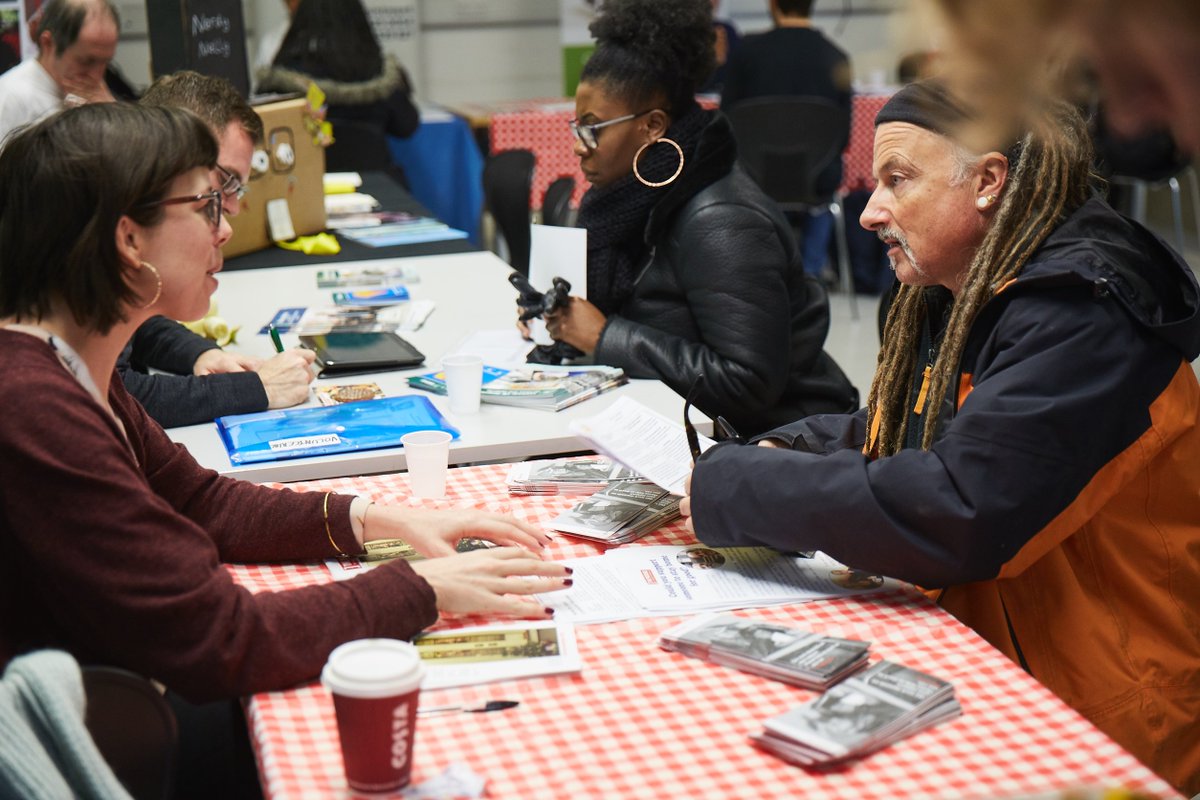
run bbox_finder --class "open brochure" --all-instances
[751,660,961,765]
[536,546,901,624]
[568,396,715,495]
[549,481,680,545]
[408,365,627,412]
[414,621,581,690]
[658,613,869,690]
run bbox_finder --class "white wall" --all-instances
[109,0,908,103]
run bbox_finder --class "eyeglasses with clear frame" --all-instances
[569,109,654,150]
[138,189,224,230]
[214,164,248,200]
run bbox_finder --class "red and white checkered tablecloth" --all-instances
[487,93,895,211]
[231,463,1180,800]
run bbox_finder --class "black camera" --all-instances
[508,272,583,364]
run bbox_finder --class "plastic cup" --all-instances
[441,354,483,414]
[321,639,425,794]
[401,430,452,499]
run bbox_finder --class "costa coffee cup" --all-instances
[321,639,425,793]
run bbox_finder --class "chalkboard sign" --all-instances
[146,0,250,97]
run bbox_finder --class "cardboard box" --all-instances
[224,98,327,258]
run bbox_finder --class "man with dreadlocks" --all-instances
[680,80,1200,792]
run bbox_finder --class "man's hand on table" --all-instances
[193,348,263,375]
[259,348,317,408]
[679,439,784,535]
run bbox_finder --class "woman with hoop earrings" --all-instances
[541,0,858,436]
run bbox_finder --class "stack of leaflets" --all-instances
[506,457,642,495]
[289,302,435,335]
[407,365,627,412]
[549,481,680,544]
[657,613,869,690]
[332,285,410,306]
[750,661,961,765]
[316,264,419,288]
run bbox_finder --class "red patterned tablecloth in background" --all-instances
[487,93,894,210]
[231,463,1180,800]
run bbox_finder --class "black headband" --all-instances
[875,80,972,137]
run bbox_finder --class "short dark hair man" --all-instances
[120,71,315,428]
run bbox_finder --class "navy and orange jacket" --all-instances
[692,197,1200,793]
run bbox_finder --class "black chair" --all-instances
[541,176,576,227]
[83,666,178,800]
[725,96,858,318]
[483,149,535,275]
[1094,114,1200,252]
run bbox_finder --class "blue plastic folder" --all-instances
[216,395,458,465]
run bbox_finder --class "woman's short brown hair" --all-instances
[0,103,217,334]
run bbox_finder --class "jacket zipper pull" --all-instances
[913,363,933,416]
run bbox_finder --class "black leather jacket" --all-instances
[593,114,858,436]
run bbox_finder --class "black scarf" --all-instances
[577,106,713,315]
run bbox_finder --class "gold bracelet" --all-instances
[323,492,347,557]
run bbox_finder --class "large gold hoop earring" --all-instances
[633,137,684,188]
[137,261,162,309]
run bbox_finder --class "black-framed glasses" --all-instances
[569,109,654,150]
[215,164,248,200]
[138,189,224,230]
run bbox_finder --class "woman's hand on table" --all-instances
[363,505,551,558]
[544,296,605,353]
[410,547,571,618]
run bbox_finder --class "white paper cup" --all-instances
[321,639,426,793]
[401,429,452,499]
[441,354,483,414]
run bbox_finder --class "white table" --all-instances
[169,251,710,483]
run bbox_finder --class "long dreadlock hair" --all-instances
[864,99,1095,457]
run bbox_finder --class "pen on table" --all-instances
[268,323,284,353]
[417,700,520,716]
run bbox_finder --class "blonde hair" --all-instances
[865,100,1095,456]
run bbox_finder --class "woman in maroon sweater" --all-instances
[0,103,571,703]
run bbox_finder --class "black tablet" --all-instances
[299,331,426,376]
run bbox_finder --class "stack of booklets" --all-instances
[407,365,627,412]
[750,660,961,765]
[657,614,870,690]
[506,457,642,495]
[549,481,680,544]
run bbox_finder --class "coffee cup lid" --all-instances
[322,639,425,699]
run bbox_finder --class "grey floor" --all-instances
[823,227,1200,398]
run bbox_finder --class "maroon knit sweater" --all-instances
[0,331,438,702]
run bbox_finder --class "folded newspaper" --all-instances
[657,613,869,690]
[506,457,642,495]
[409,365,627,412]
[750,660,961,765]
[549,481,680,544]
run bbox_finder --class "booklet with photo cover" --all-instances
[314,382,385,406]
[407,364,627,412]
[657,613,870,690]
[549,481,681,545]
[413,621,582,690]
[506,457,642,495]
[751,660,961,765]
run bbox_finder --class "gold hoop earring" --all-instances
[137,261,162,309]
[633,137,684,188]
